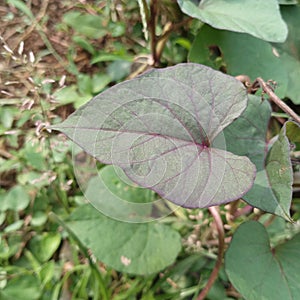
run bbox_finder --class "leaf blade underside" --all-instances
[52,63,256,208]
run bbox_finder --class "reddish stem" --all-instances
[255,77,300,124]
[197,206,225,300]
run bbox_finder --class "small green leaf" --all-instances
[6,0,34,19]
[0,186,30,212]
[72,36,96,55]
[285,121,300,142]
[4,220,24,233]
[0,274,41,300]
[107,60,132,81]
[177,0,288,42]
[28,233,61,263]
[225,221,300,300]
[0,235,22,260]
[53,85,92,108]
[67,204,181,275]
[30,211,48,227]
[63,11,106,39]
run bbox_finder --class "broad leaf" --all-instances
[189,25,288,97]
[177,0,288,42]
[273,5,300,104]
[66,204,181,274]
[225,221,300,299]
[224,96,293,220]
[52,63,256,209]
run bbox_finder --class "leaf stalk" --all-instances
[197,206,225,300]
[254,77,300,125]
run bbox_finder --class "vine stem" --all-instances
[255,77,300,124]
[197,206,225,300]
[149,0,159,66]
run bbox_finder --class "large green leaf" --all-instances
[177,0,288,42]
[66,204,181,274]
[273,5,300,104]
[224,96,293,220]
[189,25,288,97]
[52,63,256,209]
[225,221,300,299]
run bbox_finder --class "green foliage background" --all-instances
[1,0,300,299]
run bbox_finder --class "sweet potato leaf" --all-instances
[225,221,300,299]
[66,204,181,275]
[52,63,256,209]
[273,5,300,104]
[224,96,293,220]
[177,0,287,42]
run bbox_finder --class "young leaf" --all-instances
[224,96,293,220]
[66,204,181,275]
[52,63,256,209]
[177,0,288,42]
[225,221,300,300]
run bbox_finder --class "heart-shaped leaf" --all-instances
[66,204,181,274]
[52,63,256,209]
[224,96,293,220]
[225,221,300,299]
[177,0,288,42]
[273,5,300,104]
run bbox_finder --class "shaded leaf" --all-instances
[224,96,293,220]
[52,63,255,209]
[0,274,41,300]
[63,11,106,39]
[177,0,287,42]
[189,25,288,97]
[225,221,300,300]
[285,121,300,142]
[274,5,300,104]
[28,233,61,263]
[67,204,181,275]
[0,186,30,212]
[85,165,154,222]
